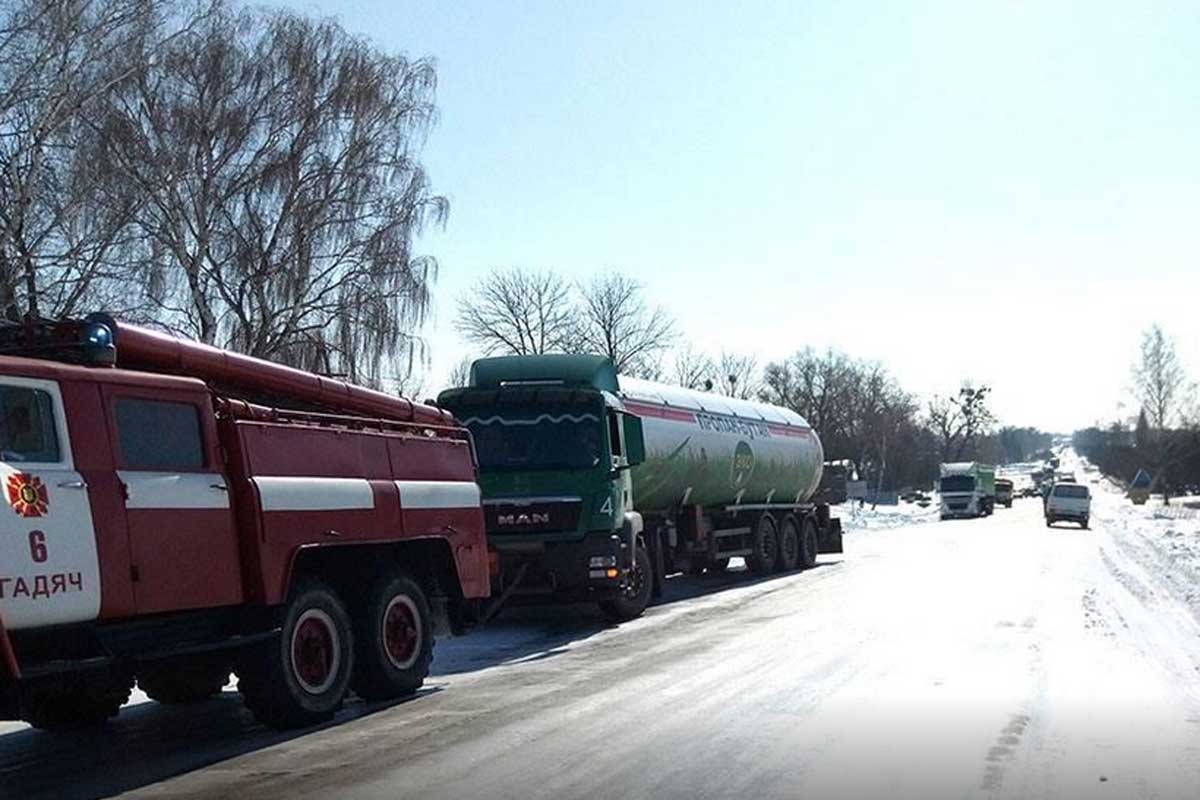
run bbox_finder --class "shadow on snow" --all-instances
[0,562,837,800]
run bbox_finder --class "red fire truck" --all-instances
[0,315,489,730]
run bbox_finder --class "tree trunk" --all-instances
[22,253,38,320]
[0,248,21,322]
[873,435,888,510]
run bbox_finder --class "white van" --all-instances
[1045,482,1091,529]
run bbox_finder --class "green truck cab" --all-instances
[439,356,652,620]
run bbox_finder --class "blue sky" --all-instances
[285,1,1200,432]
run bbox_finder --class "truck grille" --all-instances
[484,497,583,534]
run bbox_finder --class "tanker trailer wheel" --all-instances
[748,514,779,575]
[599,543,653,622]
[798,517,819,570]
[777,515,801,572]
[238,578,354,729]
[351,569,434,702]
[139,660,229,704]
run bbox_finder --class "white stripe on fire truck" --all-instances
[119,471,232,510]
[395,480,481,510]
[253,476,376,512]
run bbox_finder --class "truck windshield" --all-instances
[464,408,604,471]
[940,475,975,493]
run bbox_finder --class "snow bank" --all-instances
[836,499,941,533]
[1071,452,1200,619]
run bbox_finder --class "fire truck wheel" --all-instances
[748,514,778,575]
[351,570,434,701]
[22,674,132,731]
[777,515,801,572]
[799,517,819,570]
[238,579,354,729]
[139,662,229,705]
[599,544,653,622]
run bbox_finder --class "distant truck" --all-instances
[438,355,843,622]
[938,462,996,519]
[1,316,489,731]
[994,478,1014,508]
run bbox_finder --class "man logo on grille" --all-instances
[497,512,550,526]
[7,473,49,518]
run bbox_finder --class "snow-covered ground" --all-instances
[836,498,941,532]
[1070,451,1200,623]
[10,461,1200,798]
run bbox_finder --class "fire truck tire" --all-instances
[777,515,801,572]
[238,579,354,729]
[22,675,132,731]
[599,544,652,622]
[748,514,778,575]
[139,662,229,705]
[350,570,434,701]
[799,517,819,569]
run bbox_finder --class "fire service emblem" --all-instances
[7,473,49,518]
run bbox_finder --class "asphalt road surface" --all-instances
[5,497,1200,799]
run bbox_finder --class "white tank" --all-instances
[618,377,825,512]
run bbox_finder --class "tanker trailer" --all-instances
[438,354,843,622]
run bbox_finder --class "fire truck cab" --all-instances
[0,316,488,730]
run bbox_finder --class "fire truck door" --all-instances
[103,387,244,614]
[0,377,101,630]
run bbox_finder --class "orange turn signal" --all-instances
[606,568,619,579]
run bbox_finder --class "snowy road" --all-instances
[5,492,1200,799]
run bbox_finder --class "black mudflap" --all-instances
[817,518,844,554]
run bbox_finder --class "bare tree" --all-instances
[760,347,858,448]
[96,2,445,385]
[1131,324,1193,502]
[927,383,994,461]
[852,367,915,504]
[454,267,575,356]
[763,347,926,489]
[0,0,185,320]
[386,366,425,401]
[445,355,474,390]
[575,270,675,376]
[670,344,714,390]
[1132,325,1189,431]
[714,350,759,399]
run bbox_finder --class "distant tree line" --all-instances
[0,0,444,387]
[1074,324,1199,503]
[995,427,1054,465]
[456,266,1054,489]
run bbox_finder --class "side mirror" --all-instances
[623,414,646,467]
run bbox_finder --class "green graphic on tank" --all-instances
[731,441,754,487]
[629,421,823,512]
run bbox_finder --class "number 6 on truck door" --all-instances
[0,377,101,630]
